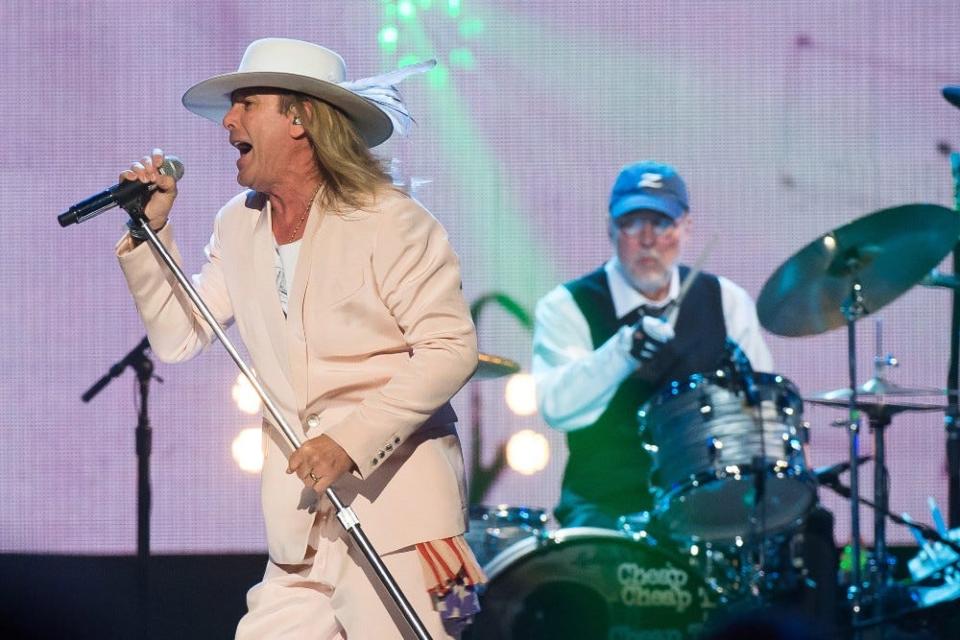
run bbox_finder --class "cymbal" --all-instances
[806,396,947,415]
[757,204,960,337]
[473,353,521,380]
[806,378,949,414]
[811,377,956,399]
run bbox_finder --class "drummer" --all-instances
[532,160,773,528]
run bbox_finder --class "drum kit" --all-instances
[465,202,960,639]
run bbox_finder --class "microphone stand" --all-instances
[820,477,960,629]
[81,336,160,639]
[946,152,960,528]
[123,205,432,640]
[819,479,960,576]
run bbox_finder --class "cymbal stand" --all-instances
[869,320,895,611]
[124,207,433,640]
[842,280,866,638]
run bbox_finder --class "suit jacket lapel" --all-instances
[250,196,295,401]
[285,192,328,409]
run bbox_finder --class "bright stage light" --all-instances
[232,373,262,415]
[506,429,550,476]
[397,0,416,19]
[504,373,538,416]
[378,26,399,48]
[232,427,263,474]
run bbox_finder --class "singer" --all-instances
[114,38,482,639]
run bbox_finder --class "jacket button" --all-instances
[378,451,385,459]
[305,413,320,430]
[385,444,393,452]
[394,437,401,444]
[371,458,378,466]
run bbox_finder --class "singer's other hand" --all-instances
[119,148,177,230]
[287,434,357,494]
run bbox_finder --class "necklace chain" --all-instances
[280,185,321,244]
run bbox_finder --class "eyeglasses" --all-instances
[615,215,678,238]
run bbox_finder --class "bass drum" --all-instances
[465,528,719,640]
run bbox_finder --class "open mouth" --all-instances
[233,141,253,156]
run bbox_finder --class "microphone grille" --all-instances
[160,155,185,181]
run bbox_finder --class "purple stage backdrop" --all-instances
[3,1,960,554]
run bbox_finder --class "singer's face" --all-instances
[223,89,298,191]
[610,210,689,300]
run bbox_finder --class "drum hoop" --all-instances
[656,463,815,499]
[469,504,548,515]
[653,472,818,540]
[655,467,817,505]
[468,504,548,522]
[647,371,802,409]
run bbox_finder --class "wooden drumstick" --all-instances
[666,234,718,327]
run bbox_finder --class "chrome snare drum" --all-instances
[639,371,815,542]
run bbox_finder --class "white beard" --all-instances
[615,258,671,297]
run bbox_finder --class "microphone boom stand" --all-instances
[946,152,960,528]
[125,206,432,640]
[820,478,960,558]
[81,336,159,640]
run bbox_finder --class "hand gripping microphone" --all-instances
[58,156,184,227]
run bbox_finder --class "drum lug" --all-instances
[707,436,724,463]
[782,433,794,459]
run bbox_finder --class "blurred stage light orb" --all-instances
[504,373,538,416]
[232,373,262,415]
[232,427,264,474]
[506,429,550,476]
[397,0,416,18]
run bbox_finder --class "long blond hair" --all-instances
[278,92,401,210]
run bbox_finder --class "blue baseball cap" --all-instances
[608,161,689,220]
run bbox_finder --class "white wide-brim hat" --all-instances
[182,38,394,147]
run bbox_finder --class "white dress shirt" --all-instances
[274,239,301,316]
[533,259,774,432]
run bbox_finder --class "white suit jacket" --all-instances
[117,188,478,563]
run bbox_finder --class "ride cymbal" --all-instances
[757,204,959,337]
